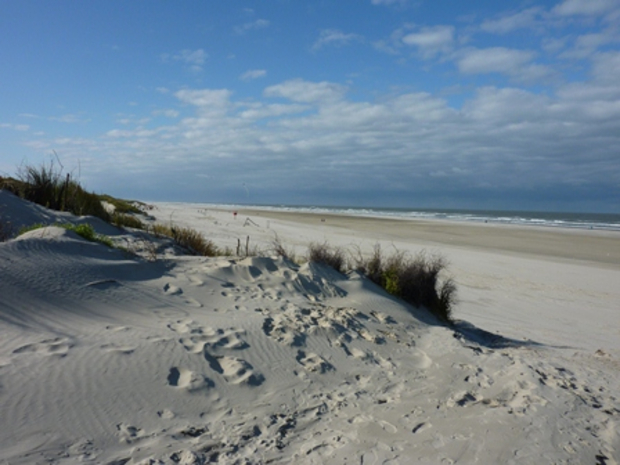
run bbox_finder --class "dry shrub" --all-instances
[307,242,347,274]
[150,223,220,257]
[271,234,296,262]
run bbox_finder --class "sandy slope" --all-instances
[0,192,618,464]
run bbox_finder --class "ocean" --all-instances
[232,204,620,232]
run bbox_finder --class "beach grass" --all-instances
[14,161,111,221]
[2,160,457,323]
[112,212,145,230]
[307,242,347,274]
[271,235,297,262]
[352,245,456,324]
[18,222,113,247]
[149,223,228,257]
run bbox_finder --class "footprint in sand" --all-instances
[12,337,73,357]
[296,350,335,374]
[358,328,385,345]
[179,327,250,353]
[116,423,146,444]
[167,319,194,334]
[370,310,397,325]
[100,343,136,355]
[262,316,306,347]
[411,422,432,434]
[182,297,203,307]
[167,366,214,391]
[157,409,175,419]
[410,349,433,369]
[216,356,265,386]
[163,284,203,307]
[446,391,481,408]
[185,274,205,286]
[105,325,129,332]
[163,283,183,295]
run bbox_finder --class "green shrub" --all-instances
[18,223,46,235]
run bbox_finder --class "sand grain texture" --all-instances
[1,192,619,464]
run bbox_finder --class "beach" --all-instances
[157,203,620,352]
[1,193,619,464]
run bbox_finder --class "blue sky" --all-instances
[1,0,619,212]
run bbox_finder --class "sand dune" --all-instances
[1,192,618,464]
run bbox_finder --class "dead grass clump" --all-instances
[307,242,347,274]
[271,234,296,262]
[150,223,220,257]
[112,212,144,230]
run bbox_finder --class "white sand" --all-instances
[1,192,618,464]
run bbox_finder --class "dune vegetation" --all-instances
[1,160,457,323]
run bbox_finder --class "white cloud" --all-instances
[591,50,620,82]
[169,49,207,72]
[480,7,542,34]
[239,103,308,120]
[0,123,29,131]
[234,19,270,34]
[153,109,180,118]
[175,89,233,110]
[312,29,363,52]
[456,47,552,82]
[553,0,619,16]
[240,69,267,81]
[264,79,347,103]
[542,36,569,53]
[560,29,619,59]
[49,114,89,123]
[402,25,454,58]
[22,74,620,210]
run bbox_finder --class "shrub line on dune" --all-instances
[306,242,456,325]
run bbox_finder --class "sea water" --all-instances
[229,204,620,232]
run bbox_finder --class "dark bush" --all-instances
[354,245,456,324]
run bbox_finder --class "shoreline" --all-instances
[234,207,620,268]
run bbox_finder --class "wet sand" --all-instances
[238,209,620,268]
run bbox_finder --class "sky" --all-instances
[1,0,619,212]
